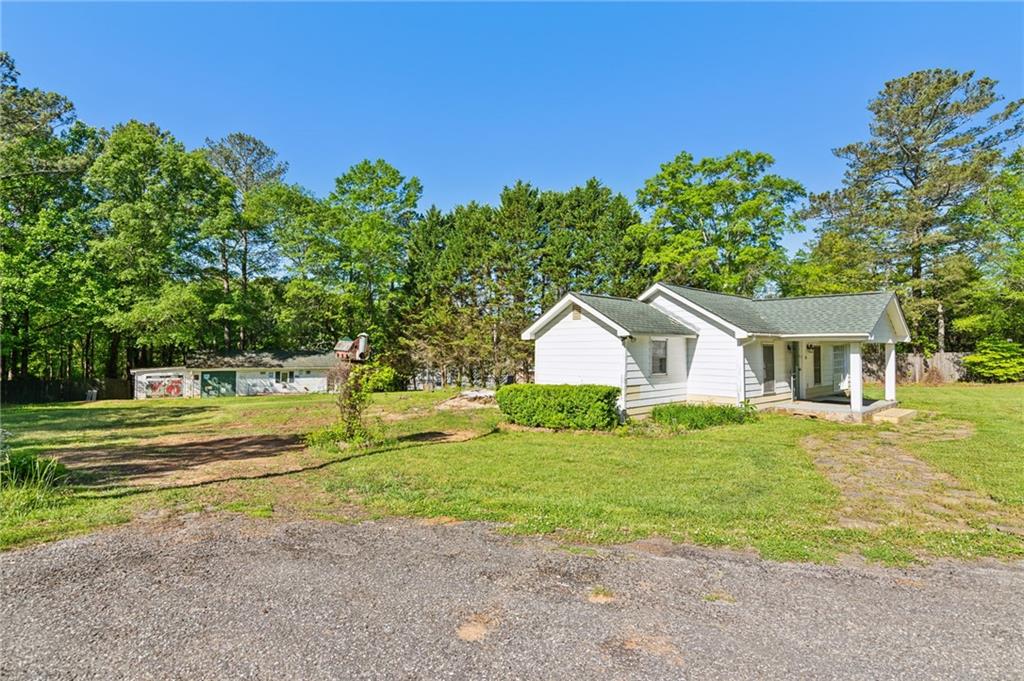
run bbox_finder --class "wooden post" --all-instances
[849,343,863,413]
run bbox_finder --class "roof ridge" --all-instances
[658,283,755,301]
[573,292,655,304]
[753,290,894,302]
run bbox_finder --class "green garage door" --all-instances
[201,371,236,397]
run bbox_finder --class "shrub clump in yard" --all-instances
[0,429,70,518]
[495,384,620,430]
[963,338,1024,382]
[650,402,757,430]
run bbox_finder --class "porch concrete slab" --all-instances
[763,398,899,424]
[871,408,918,425]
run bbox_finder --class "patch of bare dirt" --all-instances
[436,394,497,411]
[53,434,312,488]
[601,633,684,667]
[397,430,479,444]
[801,418,1024,536]
[456,612,497,642]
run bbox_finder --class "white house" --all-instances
[130,350,340,399]
[521,283,911,420]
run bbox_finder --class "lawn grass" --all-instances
[1,384,1021,564]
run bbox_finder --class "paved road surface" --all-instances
[2,514,1022,679]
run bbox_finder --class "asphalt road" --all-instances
[2,514,1022,680]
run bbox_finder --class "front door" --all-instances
[201,371,236,397]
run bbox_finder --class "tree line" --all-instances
[2,51,1021,389]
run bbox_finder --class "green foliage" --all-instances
[362,362,401,392]
[650,402,758,430]
[495,384,621,430]
[800,69,1023,350]
[632,150,805,295]
[312,362,379,446]
[962,338,1024,382]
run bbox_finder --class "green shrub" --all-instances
[0,430,70,518]
[963,338,1024,382]
[363,363,401,392]
[650,402,757,430]
[0,431,68,488]
[495,384,621,430]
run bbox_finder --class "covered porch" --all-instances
[779,339,899,422]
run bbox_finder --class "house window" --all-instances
[812,346,822,385]
[762,344,775,394]
[651,340,668,375]
[275,370,294,383]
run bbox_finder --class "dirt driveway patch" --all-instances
[802,417,1024,536]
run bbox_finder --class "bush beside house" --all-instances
[651,402,757,430]
[495,384,620,430]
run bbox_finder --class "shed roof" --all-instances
[183,350,338,370]
[573,293,696,336]
[654,284,904,337]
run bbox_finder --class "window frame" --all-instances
[650,338,668,376]
[275,370,295,384]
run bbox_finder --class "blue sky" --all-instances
[4,2,1022,252]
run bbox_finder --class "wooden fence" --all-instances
[863,351,968,384]
[1,378,132,405]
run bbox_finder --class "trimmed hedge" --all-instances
[495,384,621,430]
[650,402,757,430]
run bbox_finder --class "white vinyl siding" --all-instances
[533,306,624,388]
[646,292,737,400]
[743,340,792,405]
[623,335,687,415]
[236,369,329,396]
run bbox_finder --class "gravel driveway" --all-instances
[2,514,1022,679]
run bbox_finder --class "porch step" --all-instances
[871,408,918,425]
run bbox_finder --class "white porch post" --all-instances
[884,342,896,401]
[849,342,863,413]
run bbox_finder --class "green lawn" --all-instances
[2,384,1022,564]
[884,384,1024,505]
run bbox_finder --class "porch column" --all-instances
[849,342,863,413]
[884,342,896,401]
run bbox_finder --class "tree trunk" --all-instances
[937,301,946,354]
[220,242,231,350]
[19,310,30,377]
[239,230,249,350]
[106,332,121,379]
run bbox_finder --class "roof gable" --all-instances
[522,292,696,340]
[573,294,696,337]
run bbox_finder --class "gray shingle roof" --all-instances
[657,284,899,336]
[575,293,696,336]
[185,350,338,369]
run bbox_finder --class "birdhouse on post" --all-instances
[334,333,371,363]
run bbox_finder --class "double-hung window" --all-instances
[650,340,668,375]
